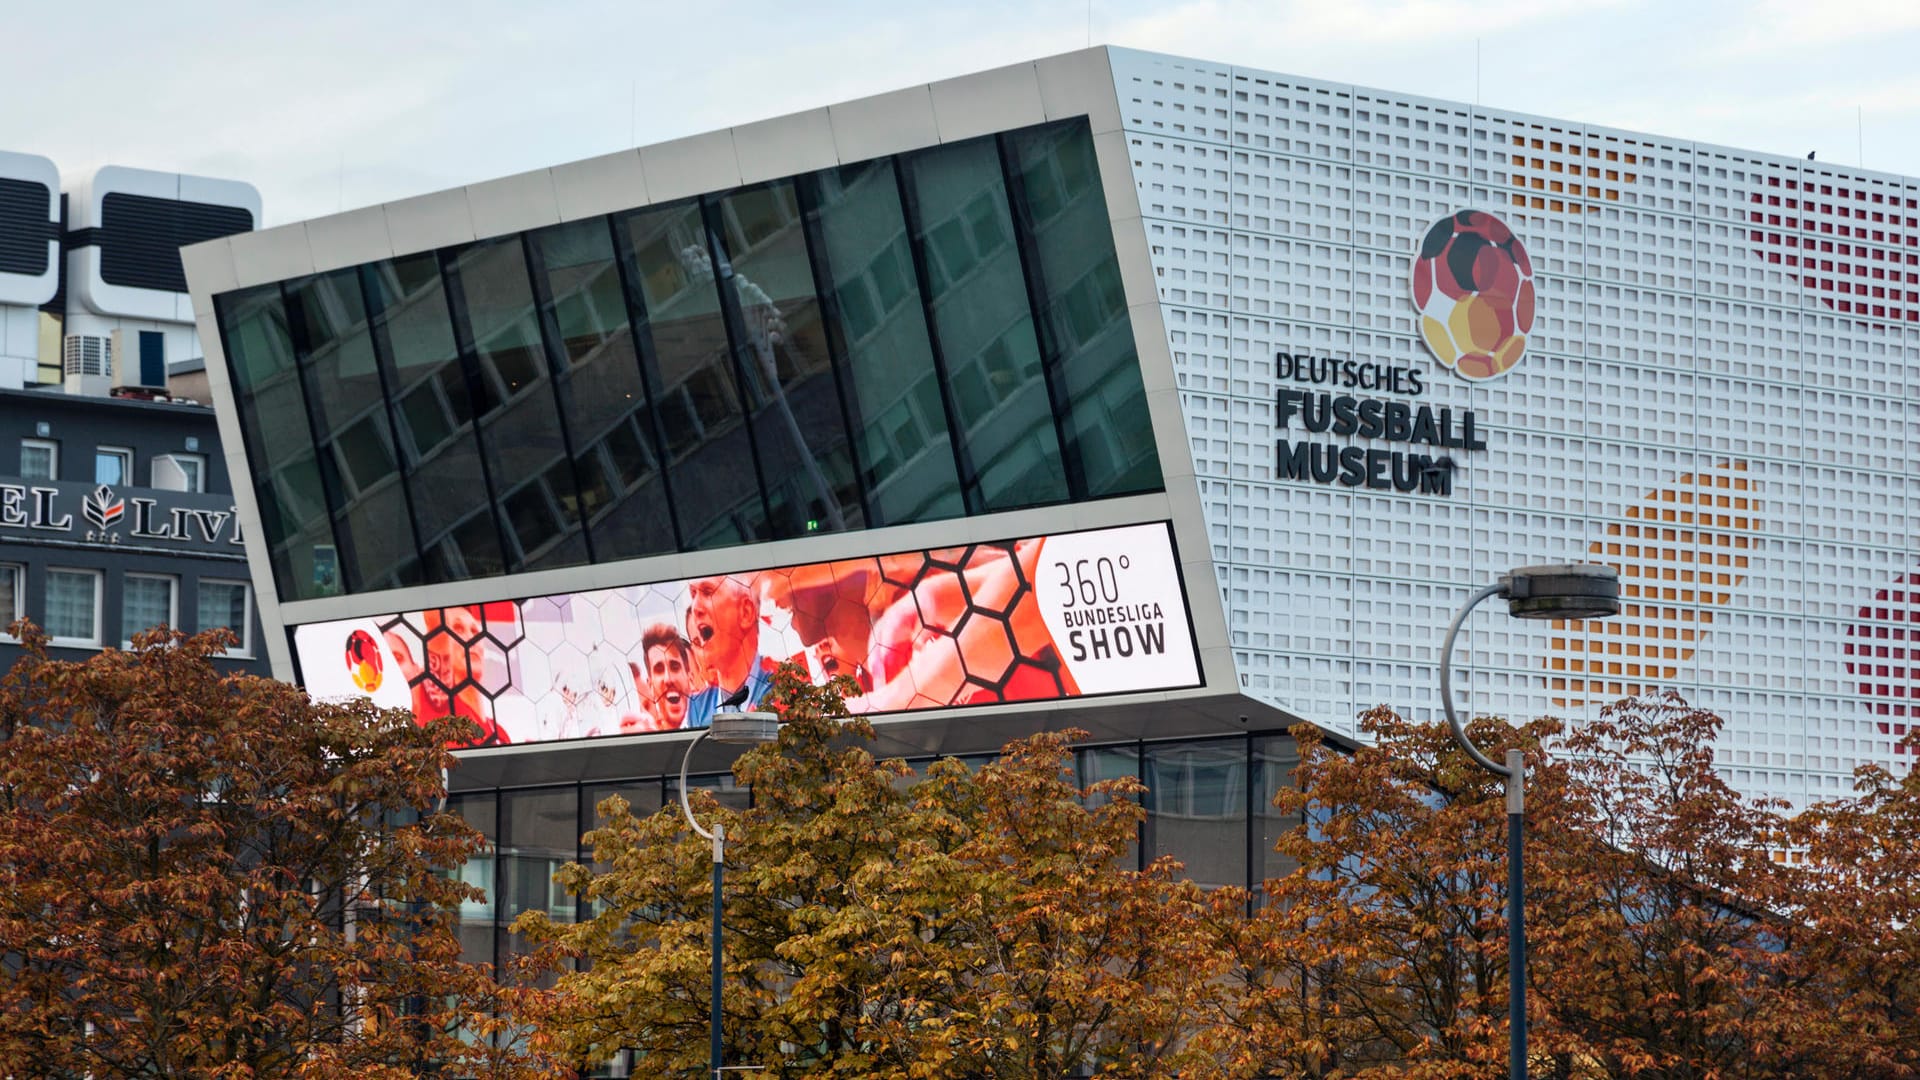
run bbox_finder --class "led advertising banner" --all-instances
[294,522,1200,748]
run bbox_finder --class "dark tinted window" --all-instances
[804,160,965,526]
[901,139,1069,512]
[287,269,422,591]
[215,283,338,600]
[1007,124,1162,497]
[446,238,590,572]
[619,201,767,550]
[365,254,507,582]
[218,117,1162,602]
[530,218,679,560]
[712,181,863,539]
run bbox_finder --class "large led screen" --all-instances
[293,522,1200,747]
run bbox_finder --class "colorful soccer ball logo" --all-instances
[1411,210,1535,380]
[345,629,383,693]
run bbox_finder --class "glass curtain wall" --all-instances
[285,269,423,592]
[365,254,509,585]
[712,181,865,539]
[620,200,771,549]
[216,117,1162,603]
[899,139,1070,512]
[1005,124,1162,498]
[444,239,592,573]
[801,159,966,526]
[528,218,679,561]
[443,732,1301,983]
[214,284,337,600]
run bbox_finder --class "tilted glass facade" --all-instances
[215,118,1161,604]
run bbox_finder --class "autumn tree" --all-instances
[1786,727,1920,1077]
[1203,706,1558,1079]
[0,625,560,1079]
[517,664,1228,1080]
[1529,692,1834,1079]
[1207,694,1917,1080]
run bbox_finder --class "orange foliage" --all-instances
[0,623,562,1079]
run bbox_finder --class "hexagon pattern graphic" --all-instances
[294,523,1198,747]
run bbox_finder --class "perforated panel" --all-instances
[1113,48,1920,806]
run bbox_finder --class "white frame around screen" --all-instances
[288,520,1204,749]
[197,578,252,657]
[121,572,179,647]
[19,437,58,481]
[45,567,103,649]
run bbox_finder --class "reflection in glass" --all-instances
[446,792,497,968]
[1007,122,1163,498]
[1252,735,1302,894]
[901,139,1068,512]
[45,569,99,643]
[1144,740,1248,892]
[446,239,589,572]
[713,181,863,539]
[121,574,174,643]
[529,219,679,560]
[665,773,751,815]
[217,117,1167,603]
[288,269,422,591]
[216,283,337,600]
[619,202,767,550]
[93,449,129,486]
[500,788,580,970]
[804,160,965,526]
[1075,744,1141,870]
[364,255,506,583]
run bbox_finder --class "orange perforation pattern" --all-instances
[1544,461,1756,706]
[1505,134,1638,214]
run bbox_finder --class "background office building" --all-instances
[188,47,1919,974]
[0,151,263,671]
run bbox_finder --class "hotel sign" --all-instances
[0,479,244,553]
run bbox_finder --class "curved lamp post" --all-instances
[677,708,780,1079]
[1438,564,1620,1080]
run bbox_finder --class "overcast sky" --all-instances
[9,0,1919,226]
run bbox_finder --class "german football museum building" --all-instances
[187,48,1920,977]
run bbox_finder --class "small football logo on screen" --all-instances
[345,629,383,693]
[1411,210,1535,380]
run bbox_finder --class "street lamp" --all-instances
[678,708,780,1080]
[1437,564,1620,1080]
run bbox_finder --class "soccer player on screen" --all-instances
[628,622,697,732]
[683,574,776,727]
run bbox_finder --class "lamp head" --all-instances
[708,709,780,745]
[1500,563,1621,620]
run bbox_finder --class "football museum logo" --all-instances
[1269,210,1530,496]
[1411,210,1535,381]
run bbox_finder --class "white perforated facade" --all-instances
[1114,48,1920,806]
